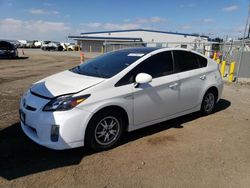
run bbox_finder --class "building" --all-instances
[68,29,209,53]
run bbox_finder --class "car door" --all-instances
[173,50,207,111]
[131,51,181,125]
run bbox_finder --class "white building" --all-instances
[69,29,209,52]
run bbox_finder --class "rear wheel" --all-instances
[201,91,216,115]
[85,110,125,151]
[57,46,63,51]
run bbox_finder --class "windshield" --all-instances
[70,51,145,78]
[0,41,14,50]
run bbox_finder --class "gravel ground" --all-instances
[0,49,250,188]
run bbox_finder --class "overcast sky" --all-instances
[0,0,249,41]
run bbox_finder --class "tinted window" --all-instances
[197,55,207,67]
[173,50,199,72]
[0,41,14,50]
[136,51,174,78]
[70,51,144,78]
[115,51,173,86]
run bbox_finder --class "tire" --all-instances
[85,109,125,151]
[57,46,63,51]
[200,90,216,115]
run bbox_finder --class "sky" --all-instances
[0,0,249,41]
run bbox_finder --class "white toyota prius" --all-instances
[20,47,223,151]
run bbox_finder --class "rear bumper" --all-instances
[217,79,224,102]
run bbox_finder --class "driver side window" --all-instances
[115,51,174,87]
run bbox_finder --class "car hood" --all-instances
[30,70,105,98]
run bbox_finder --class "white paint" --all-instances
[20,48,223,150]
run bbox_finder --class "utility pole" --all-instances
[236,4,250,83]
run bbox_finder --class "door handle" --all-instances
[200,75,206,80]
[169,82,179,88]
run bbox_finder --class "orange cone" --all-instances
[80,52,84,63]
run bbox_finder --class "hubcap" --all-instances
[94,116,120,146]
[204,93,215,112]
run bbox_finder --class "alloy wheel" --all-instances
[94,116,120,146]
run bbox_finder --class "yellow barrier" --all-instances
[216,59,220,64]
[228,62,235,82]
[213,52,217,60]
[221,61,226,77]
[101,46,104,53]
[89,46,92,53]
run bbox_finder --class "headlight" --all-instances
[43,94,90,111]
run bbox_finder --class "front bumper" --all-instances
[19,91,92,150]
[0,50,17,58]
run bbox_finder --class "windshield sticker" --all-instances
[127,53,144,57]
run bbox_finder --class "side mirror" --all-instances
[135,73,152,84]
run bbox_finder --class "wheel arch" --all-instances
[83,105,130,148]
[204,86,219,102]
[86,105,130,133]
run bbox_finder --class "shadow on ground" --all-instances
[0,56,29,60]
[0,99,230,180]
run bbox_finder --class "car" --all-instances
[19,47,223,151]
[66,43,79,51]
[41,41,64,51]
[0,41,18,58]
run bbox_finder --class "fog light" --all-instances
[51,125,60,142]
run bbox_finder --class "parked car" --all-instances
[66,43,78,51]
[19,47,223,151]
[41,41,63,51]
[0,41,18,58]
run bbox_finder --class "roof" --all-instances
[80,29,209,38]
[116,47,160,53]
[68,36,143,42]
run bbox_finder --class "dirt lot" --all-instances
[0,49,250,188]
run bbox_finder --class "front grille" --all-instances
[25,124,37,135]
[25,105,36,111]
[23,98,37,111]
[30,90,52,100]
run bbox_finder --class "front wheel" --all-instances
[85,110,125,151]
[200,91,216,115]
